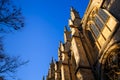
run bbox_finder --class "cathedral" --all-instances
[46,0,120,80]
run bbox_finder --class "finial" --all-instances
[70,6,80,20]
[42,76,45,80]
[71,6,74,11]
[71,6,76,12]
[64,26,68,32]
[51,57,54,63]
[59,41,62,47]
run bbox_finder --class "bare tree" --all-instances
[0,38,28,80]
[0,54,28,74]
[0,53,28,80]
[0,39,28,80]
[0,0,26,80]
[0,0,24,33]
[0,38,28,79]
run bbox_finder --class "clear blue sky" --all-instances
[4,0,89,80]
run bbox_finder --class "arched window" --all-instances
[90,23,100,38]
[86,7,118,49]
[86,30,95,47]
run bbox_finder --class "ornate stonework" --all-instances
[46,0,120,80]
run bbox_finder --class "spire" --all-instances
[58,41,64,61]
[64,26,71,43]
[64,26,68,32]
[71,7,76,13]
[59,41,61,46]
[69,7,81,28]
[42,76,45,80]
[70,7,80,21]
[59,41,63,48]
[51,57,54,63]
[58,41,63,53]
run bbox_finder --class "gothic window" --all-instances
[87,8,113,49]
[90,23,100,38]
[98,9,110,23]
[94,16,104,31]
[86,30,95,47]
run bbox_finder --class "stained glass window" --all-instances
[98,9,109,23]
[94,16,104,31]
[90,23,100,38]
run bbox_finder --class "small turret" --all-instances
[59,41,64,52]
[51,57,54,63]
[64,26,68,32]
[42,76,45,80]
[64,26,71,43]
[50,57,55,68]
[48,57,55,80]
[58,41,64,61]
[70,7,80,21]
[69,7,81,28]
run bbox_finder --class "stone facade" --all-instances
[46,0,120,80]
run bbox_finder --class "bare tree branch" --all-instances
[0,0,26,80]
[0,0,24,33]
[0,53,29,79]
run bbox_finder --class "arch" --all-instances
[84,6,100,39]
[100,42,120,80]
[83,4,100,30]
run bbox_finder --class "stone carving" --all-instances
[104,49,120,80]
